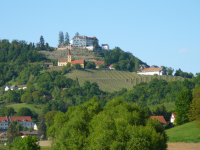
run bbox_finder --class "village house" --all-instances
[58,49,85,68]
[18,131,39,138]
[9,116,35,129]
[0,117,9,130]
[101,44,109,50]
[94,61,104,69]
[29,62,53,67]
[150,116,167,126]
[0,132,8,144]
[137,65,163,76]
[5,85,27,91]
[170,112,177,124]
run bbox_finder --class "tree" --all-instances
[72,63,81,69]
[99,64,104,69]
[58,31,64,46]
[17,107,33,117]
[4,107,15,116]
[167,67,174,75]
[13,135,40,150]
[7,121,23,142]
[93,38,99,48]
[175,90,193,125]
[86,61,96,69]
[189,87,200,127]
[39,36,45,49]
[75,32,80,36]
[65,32,69,45]
[45,111,57,128]
[38,119,47,138]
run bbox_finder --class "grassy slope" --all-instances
[8,103,42,115]
[166,122,200,143]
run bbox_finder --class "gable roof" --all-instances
[72,36,98,40]
[18,131,38,136]
[58,58,68,62]
[71,60,84,64]
[0,117,8,123]
[102,44,108,46]
[94,61,104,65]
[150,116,167,124]
[0,132,6,137]
[17,85,27,88]
[142,67,163,72]
[10,116,32,122]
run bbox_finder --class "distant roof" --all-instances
[142,67,163,72]
[101,44,108,46]
[72,35,98,40]
[0,117,8,123]
[150,116,167,124]
[94,61,104,65]
[10,116,32,122]
[150,65,159,68]
[17,85,27,88]
[19,131,38,135]
[71,60,84,64]
[109,64,113,67]
[58,58,68,62]
[0,132,6,137]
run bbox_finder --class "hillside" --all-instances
[166,122,200,143]
[47,67,187,92]
[38,47,104,61]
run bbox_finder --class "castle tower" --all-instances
[68,49,71,63]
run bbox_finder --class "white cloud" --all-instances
[176,49,194,54]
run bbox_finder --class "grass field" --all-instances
[8,103,43,114]
[166,122,200,143]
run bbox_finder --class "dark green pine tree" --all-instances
[38,119,47,138]
[75,32,80,36]
[39,36,45,49]
[65,32,69,45]
[58,31,64,46]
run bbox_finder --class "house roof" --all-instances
[0,132,6,137]
[101,44,108,46]
[10,116,32,122]
[109,64,113,68]
[94,61,104,65]
[17,85,27,88]
[0,117,8,123]
[150,116,167,124]
[71,60,84,64]
[44,62,53,65]
[72,36,98,40]
[142,67,163,72]
[18,131,38,135]
[58,58,68,62]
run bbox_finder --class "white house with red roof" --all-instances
[70,35,98,47]
[0,117,9,130]
[9,116,34,129]
[137,65,163,76]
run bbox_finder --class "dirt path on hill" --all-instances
[168,143,200,150]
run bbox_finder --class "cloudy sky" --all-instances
[1,0,199,75]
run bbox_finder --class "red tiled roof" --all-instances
[0,117,8,123]
[94,61,104,65]
[71,60,84,64]
[150,116,167,124]
[142,67,163,72]
[109,64,113,67]
[10,116,32,122]
[58,58,68,62]
[0,132,6,137]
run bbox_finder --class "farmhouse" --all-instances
[0,132,7,144]
[94,61,104,69]
[58,49,85,68]
[5,85,18,91]
[170,112,177,124]
[137,65,163,76]
[0,117,9,130]
[9,116,35,129]
[150,116,167,126]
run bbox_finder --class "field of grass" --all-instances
[166,122,200,143]
[8,103,43,114]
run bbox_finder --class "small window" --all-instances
[23,119,26,121]
[15,119,18,121]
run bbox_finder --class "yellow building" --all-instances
[0,132,8,144]
[58,49,84,68]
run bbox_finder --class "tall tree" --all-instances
[38,119,47,138]
[65,32,69,45]
[167,67,174,75]
[75,32,80,36]
[175,90,193,125]
[39,36,45,48]
[58,31,64,46]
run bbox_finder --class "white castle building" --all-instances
[70,35,98,47]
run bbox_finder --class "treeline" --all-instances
[103,47,148,71]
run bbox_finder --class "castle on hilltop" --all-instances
[57,35,109,51]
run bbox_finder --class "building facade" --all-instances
[70,35,98,47]
[9,116,34,129]
[101,44,109,50]
[137,66,163,76]
[0,117,9,130]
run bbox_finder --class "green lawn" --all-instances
[166,122,200,143]
[8,103,43,114]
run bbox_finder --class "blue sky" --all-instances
[1,0,199,75]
